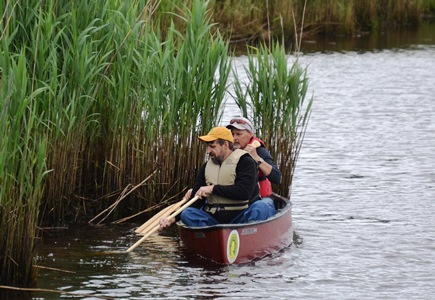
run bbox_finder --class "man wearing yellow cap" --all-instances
[160,126,270,227]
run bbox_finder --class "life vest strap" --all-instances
[204,203,248,214]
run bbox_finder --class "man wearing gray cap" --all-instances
[227,117,282,219]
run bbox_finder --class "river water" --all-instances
[30,28,435,300]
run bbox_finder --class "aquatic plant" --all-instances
[232,43,312,198]
[209,0,435,42]
[0,0,230,287]
[0,50,49,286]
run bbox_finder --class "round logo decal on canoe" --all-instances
[226,230,240,264]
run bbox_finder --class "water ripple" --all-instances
[34,46,435,300]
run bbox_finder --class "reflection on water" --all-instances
[23,28,435,300]
[33,223,300,299]
[301,23,435,53]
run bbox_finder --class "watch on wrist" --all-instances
[257,158,264,166]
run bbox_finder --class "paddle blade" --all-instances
[252,140,261,148]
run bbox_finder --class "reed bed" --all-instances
[208,0,435,42]
[98,0,231,220]
[232,44,312,198]
[0,51,49,286]
[0,0,232,286]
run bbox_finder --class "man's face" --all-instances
[207,140,226,164]
[231,129,252,150]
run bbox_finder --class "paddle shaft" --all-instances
[126,196,199,253]
[137,198,188,235]
[135,202,177,234]
[134,205,172,234]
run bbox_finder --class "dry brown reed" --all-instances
[207,0,434,44]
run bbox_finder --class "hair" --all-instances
[215,139,234,150]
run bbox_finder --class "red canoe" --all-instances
[176,193,293,265]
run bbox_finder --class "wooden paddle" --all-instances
[126,196,199,253]
[134,204,173,234]
[252,139,261,148]
[135,198,188,235]
[135,200,179,234]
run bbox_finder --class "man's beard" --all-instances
[210,154,224,164]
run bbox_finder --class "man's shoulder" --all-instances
[233,148,247,155]
[231,148,249,159]
[256,146,273,158]
[237,151,257,165]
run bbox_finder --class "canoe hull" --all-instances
[177,195,293,265]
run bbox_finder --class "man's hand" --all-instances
[184,188,193,199]
[195,185,214,198]
[244,143,260,161]
[159,216,175,230]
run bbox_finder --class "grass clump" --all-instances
[233,43,312,197]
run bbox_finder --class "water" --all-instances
[299,22,435,53]
[29,33,435,299]
[284,47,435,299]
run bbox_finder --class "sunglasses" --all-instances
[230,118,248,125]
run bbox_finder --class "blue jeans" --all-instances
[180,198,276,227]
[232,197,276,223]
[180,207,219,227]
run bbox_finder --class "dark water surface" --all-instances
[300,22,435,53]
[30,30,435,299]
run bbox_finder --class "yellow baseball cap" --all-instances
[198,127,234,143]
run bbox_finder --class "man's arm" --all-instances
[189,163,207,209]
[256,147,282,184]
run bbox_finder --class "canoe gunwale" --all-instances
[176,195,292,231]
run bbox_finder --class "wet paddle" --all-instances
[135,200,182,234]
[134,204,173,234]
[126,196,199,253]
[135,198,188,235]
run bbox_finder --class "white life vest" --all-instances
[204,149,249,211]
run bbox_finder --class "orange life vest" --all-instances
[250,137,273,198]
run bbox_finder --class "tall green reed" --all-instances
[0,49,49,286]
[0,0,136,285]
[232,43,312,198]
[1,0,232,285]
[3,0,231,224]
[97,0,231,218]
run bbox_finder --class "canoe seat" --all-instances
[272,192,288,210]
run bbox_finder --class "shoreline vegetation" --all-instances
[211,0,435,43]
[0,0,432,290]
